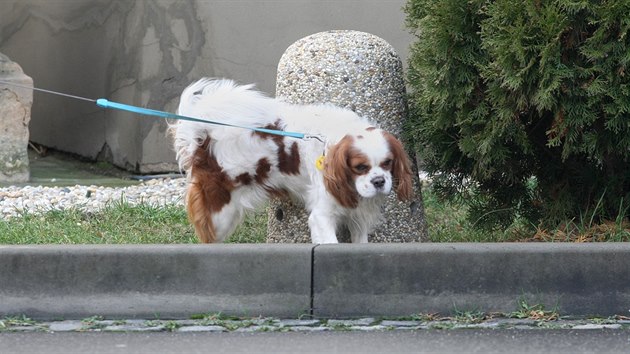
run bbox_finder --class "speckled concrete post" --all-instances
[0,53,33,183]
[267,30,429,243]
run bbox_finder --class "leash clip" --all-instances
[305,134,328,171]
[303,134,326,143]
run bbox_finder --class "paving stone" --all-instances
[572,324,622,330]
[327,318,376,327]
[47,321,83,332]
[453,322,501,329]
[395,326,428,330]
[349,325,389,331]
[233,325,277,333]
[104,325,165,332]
[381,320,422,327]
[221,319,274,327]
[276,319,321,327]
[178,325,226,333]
[495,318,539,327]
[554,320,587,327]
[287,326,330,332]
[425,321,458,329]
[513,325,540,330]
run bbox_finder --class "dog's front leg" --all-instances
[308,211,339,244]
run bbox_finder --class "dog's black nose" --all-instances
[371,176,386,189]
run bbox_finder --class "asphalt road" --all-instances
[1,330,629,354]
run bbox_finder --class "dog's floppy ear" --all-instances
[383,132,414,201]
[323,135,360,208]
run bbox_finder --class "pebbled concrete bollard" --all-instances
[0,53,33,183]
[268,30,428,243]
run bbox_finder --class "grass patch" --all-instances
[507,299,559,321]
[2,185,629,244]
[422,187,533,242]
[0,200,265,245]
[422,185,630,242]
[0,201,195,244]
[0,315,36,329]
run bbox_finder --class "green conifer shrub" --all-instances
[405,0,630,229]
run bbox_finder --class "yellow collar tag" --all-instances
[315,155,325,171]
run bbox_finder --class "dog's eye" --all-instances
[381,159,393,169]
[354,164,369,173]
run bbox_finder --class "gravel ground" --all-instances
[0,178,187,220]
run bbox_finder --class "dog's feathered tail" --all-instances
[170,78,278,172]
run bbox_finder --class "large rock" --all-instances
[267,31,429,243]
[0,53,32,183]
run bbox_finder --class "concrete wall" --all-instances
[0,0,413,173]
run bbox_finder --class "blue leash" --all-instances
[0,80,323,142]
[95,98,313,139]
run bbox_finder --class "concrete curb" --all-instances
[1,243,629,319]
[313,243,630,317]
[0,244,313,319]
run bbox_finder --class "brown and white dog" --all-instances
[172,78,413,244]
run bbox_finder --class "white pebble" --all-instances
[0,178,187,220]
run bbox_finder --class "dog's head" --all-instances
[323,128,414,208]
